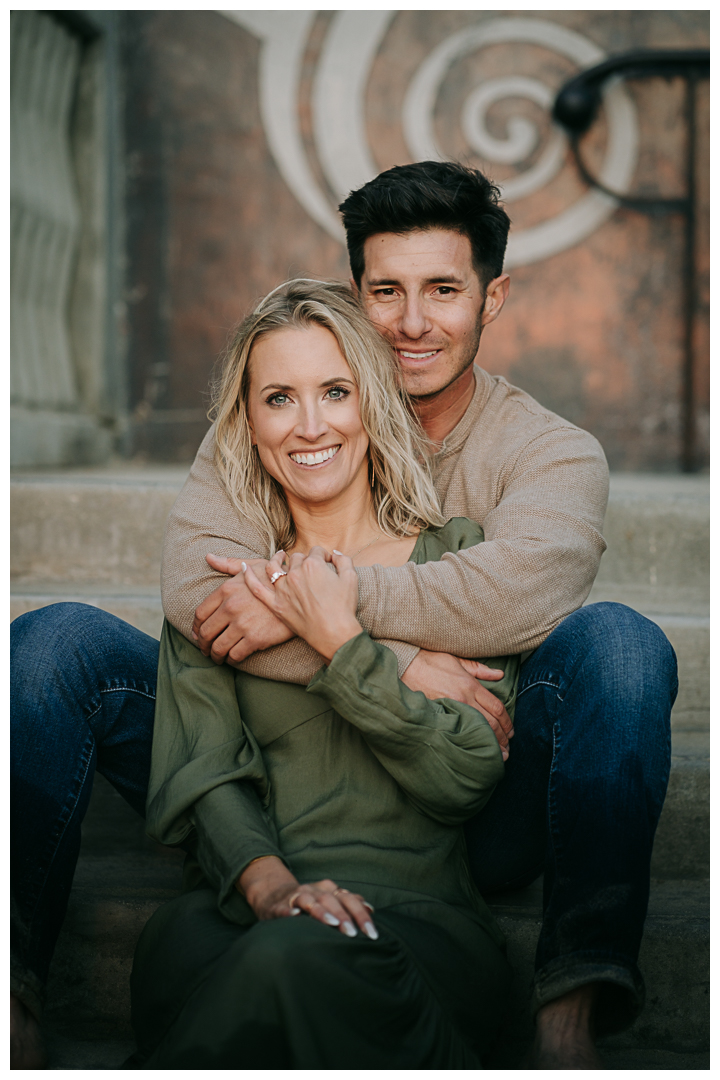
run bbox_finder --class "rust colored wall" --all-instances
[122,10,708,469]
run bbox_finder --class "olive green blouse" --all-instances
[146,518,520,946]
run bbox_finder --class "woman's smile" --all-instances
[288,444,341,467]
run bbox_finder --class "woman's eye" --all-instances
[267,393,290,406]
[326,386,349,400]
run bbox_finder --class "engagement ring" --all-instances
[269,570,288,584]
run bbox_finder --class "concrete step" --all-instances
[10,465,189,588]
[652,731,709,879]
[10,584,165,641]
[11,470,709,597]
[591,473,709,616]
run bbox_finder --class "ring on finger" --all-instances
[332,887,350,897]
[269,570,288,585]
[288,891,303,909]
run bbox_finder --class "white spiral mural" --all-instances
[220,11,639,267]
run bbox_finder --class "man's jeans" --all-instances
[11,601,676,1031]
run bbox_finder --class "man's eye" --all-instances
[375,288,396,297]
[436,286,456,295]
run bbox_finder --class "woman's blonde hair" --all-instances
[211,278,445,554]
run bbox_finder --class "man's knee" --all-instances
[12,602,159,680]
[561,602,678,699]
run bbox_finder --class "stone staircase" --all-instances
[10,466,709,1069]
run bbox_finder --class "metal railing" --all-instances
[553,50,709,472]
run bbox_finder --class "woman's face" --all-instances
[247,324,371,508]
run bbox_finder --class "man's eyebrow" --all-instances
[365,275,465,287]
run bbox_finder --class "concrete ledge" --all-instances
[11,407,114,468]
[10,588,165,641]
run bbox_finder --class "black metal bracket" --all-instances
[552,49,709,471]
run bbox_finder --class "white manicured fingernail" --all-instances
[364,922,378,940]
[342,921,357,937]
[333,549,343,555]
[362,901,375,912]
[324,913,340,926]
[241,562,247,572]
[290,907,301,916]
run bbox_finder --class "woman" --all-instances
[128,280,521,1069]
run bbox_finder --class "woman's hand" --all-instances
[238,856,378,939]
[242,547,363,662]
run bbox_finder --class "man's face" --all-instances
[359,228,503,399]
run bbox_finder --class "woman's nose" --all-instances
[295,404,330,442]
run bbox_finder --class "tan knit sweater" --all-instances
[161,366,609,683]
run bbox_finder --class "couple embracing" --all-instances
[11,162,677,1069]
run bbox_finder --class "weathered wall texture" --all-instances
[122,10,709,470]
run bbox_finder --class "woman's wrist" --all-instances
[312,618,364,664]
[237,856,297,915]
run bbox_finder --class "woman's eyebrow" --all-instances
[259,377,355,393]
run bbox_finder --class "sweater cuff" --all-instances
[376,639,420,677]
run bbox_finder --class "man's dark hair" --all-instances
[338,161,511,289]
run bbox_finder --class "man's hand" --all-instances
[192,554,294,665]
[402,649,514,760]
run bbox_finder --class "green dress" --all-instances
[128,519,520,1069]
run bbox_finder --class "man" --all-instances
[11,162,676,1069]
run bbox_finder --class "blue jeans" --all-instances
[10,601,676,1032]
[464,601,677,1034]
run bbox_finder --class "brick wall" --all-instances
[122,10,708,470]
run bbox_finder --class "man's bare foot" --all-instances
[10,994,47,1070]
[530,983,603,1069]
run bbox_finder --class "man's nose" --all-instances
[397,295,432,340]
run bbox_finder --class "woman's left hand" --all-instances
[242,547,363,662]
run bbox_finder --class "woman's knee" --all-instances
[237,918,338,991]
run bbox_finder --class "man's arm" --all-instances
[354,425,609,657]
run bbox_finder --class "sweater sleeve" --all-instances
[307,631,505,826]
[353,424,609,656]
[145,621,284,923]
[160,426,420,682]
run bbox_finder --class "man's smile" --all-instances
[396,348,442,365]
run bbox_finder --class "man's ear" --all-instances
[481,274,510,327]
